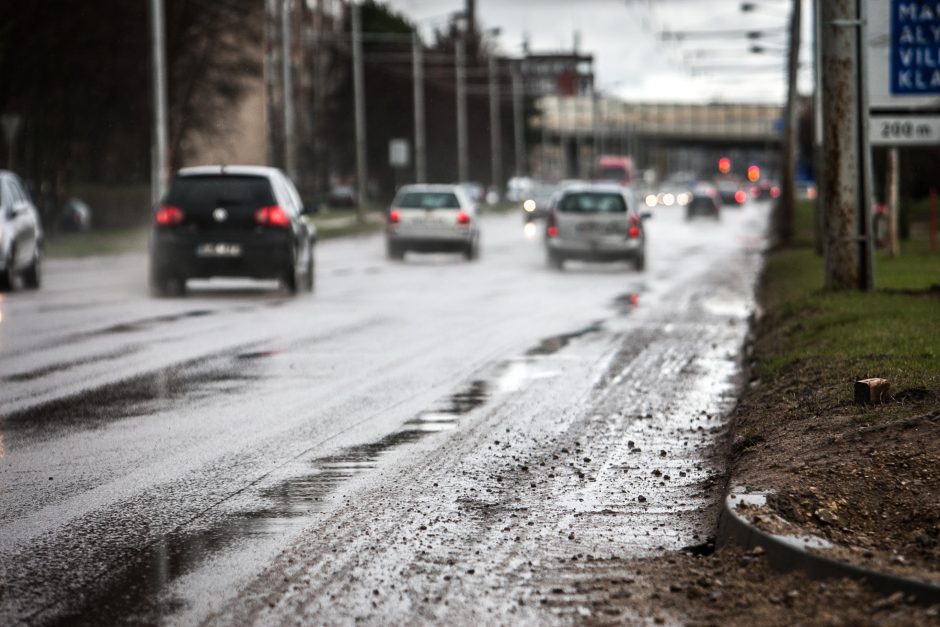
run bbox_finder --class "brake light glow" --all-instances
[547,209,558,238]
[255,205,290,227]
[628,214,641,238]
[770,186,782,199]
[155,205,184,226]
[389,209,401,223]
[456,211,471,226]
[734,190,747,204]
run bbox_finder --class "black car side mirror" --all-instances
[640,210,652,220]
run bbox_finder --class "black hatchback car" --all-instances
[149,166,316,296]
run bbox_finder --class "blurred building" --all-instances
[520,52,595,98]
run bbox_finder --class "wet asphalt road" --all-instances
[0,203,769,625]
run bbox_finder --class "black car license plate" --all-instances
[196,243,242,257]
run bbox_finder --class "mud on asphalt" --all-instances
[203,261,762,625]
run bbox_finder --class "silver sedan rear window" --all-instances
[395,192,461,210]
[558,192,626,214]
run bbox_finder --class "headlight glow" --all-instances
[523,199,537,212]
[645,195,658,207]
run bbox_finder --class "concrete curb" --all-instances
[717,487,940,604]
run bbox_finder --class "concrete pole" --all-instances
[455,37,469,183]
[488,53,502,199]
[886,147,900,258]
[590,91,599,178]
[352,2,368,222]
[573,97,583,178]
[412,32,427,184]
[777,0,801,246]
[281,0,297,181]
[813,0,826,255]
[264,0,279,167]
[511,63,526,177]
[821,0,872,290]
[149,0,168,205]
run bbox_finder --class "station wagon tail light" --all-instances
[155,205,184,226]
[547,209,558,238]
[255,205,290,227]
[456,210,471,225]
[628,214,641,238]
[389,209,401,223]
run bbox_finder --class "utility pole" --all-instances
[352,2,368,223]
[886,147,900,257]
[511,62,526,177]
[488,53,502,199]
[264,0,279,167]
[412,32,427,184]
[313,0,328,196]
[455,36,469,183]
[813,0,826,255]
[149,0,168,205]
[821,0,874,290]
[777,0,801,246]
[281,0,297,181]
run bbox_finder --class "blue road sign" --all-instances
[891,0,940,95]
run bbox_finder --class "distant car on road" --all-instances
[0,170,43,291]
[456,182,486,205]
[521,181,559,222]
[326,185,357,209]
[149,165,316,296]
[545,183,647,271]
[686,186,721,220]
[716,180,747,206]
[386,184,480,261]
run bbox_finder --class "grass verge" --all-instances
[727,199,940,584]
[44,212,386,259]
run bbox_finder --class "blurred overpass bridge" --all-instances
[534,96,785,181]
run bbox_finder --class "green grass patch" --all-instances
[757,200,940,390]
[45,227,149,258]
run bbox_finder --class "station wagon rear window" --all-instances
[558,192,626,214]
[395,192,461,210]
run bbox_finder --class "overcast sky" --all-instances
[384,0,814,104]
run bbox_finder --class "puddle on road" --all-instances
[0,348,265,448]
[54,380,493,625]
[45,320,609,624]
[526,321,603,356]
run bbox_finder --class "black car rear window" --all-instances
[558,192,626,214]
[165,175,275,214]
[395,192,461,210]
[691,196,716,210]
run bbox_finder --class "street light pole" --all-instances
[488,52,502,200]
[281,0,297,181]
[412,32,427,184]
[511,62,526,177]
[149,0,168,205]
[352,2,368,223]
[777,0,801,246]
[821,0,873,290]
[455,37,469,183]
